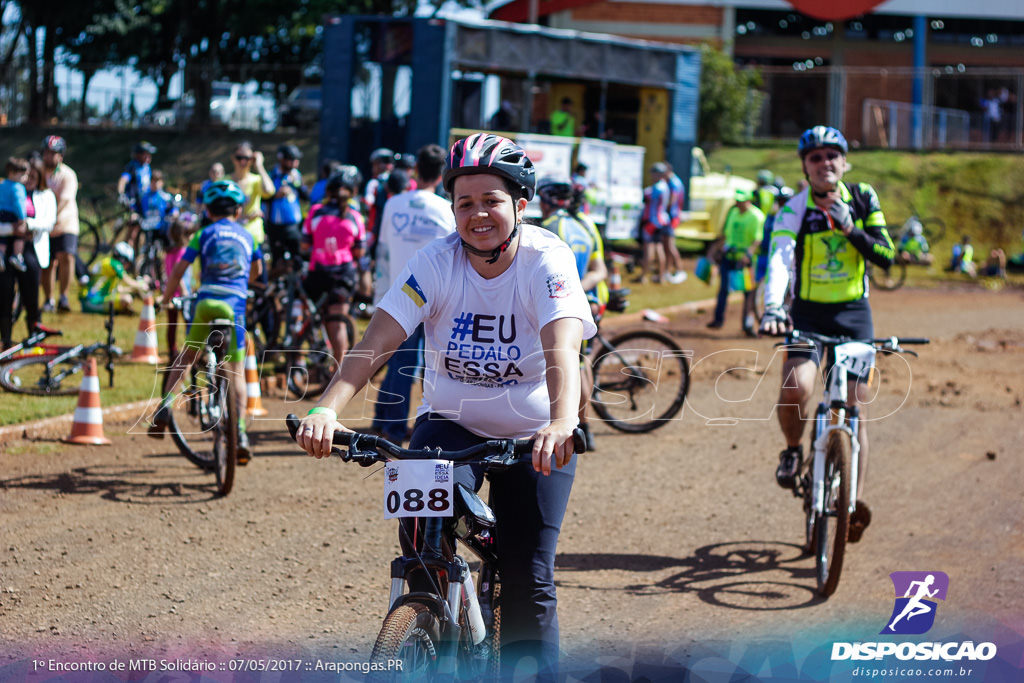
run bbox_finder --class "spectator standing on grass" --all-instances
[265,144,309,272]
[707,188,763,336]
[370,144,455,445]
[40,136,80,314]
[196,162,225,210]
[0,158,57,348]
[117,141,157,213]
[0,157,29,274]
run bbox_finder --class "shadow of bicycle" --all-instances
[1,463,221,504]
[556,540,823,610]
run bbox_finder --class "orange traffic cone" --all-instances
[130,295,161,364]
[608,260,623,292]
[245,334,267,417]
[63,357,111,445]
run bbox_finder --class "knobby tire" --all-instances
[816,430,851,597]
[214,374,238,497]
[590,329,689,433]
[369,603,441,682]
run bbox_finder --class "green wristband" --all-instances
[307,407,337,420]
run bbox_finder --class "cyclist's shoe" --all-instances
[237,431,252,466]
[580,422,596,452]
[57,295,71,313]
[147,404,171,439]
[9,253,27,272]
[33,322,61,336]
[706,320,724,329]
[775,446,803,490]
[42,299,56,313]
[848,501,872,543]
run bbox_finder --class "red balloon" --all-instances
[787,0,887,20]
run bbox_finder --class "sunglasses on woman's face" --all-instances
[806,150,842,164]
[234,155,253,162]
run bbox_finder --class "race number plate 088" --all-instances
[383,460,454,519]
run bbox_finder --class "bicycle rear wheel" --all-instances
[815,430,851,597]
[590,329,689,433]
[78,223,103,268]
[369,603,441,681]
[920,216,946,244]
[214,374,238,497]
[868,261,907,291]
[0,355,83,396]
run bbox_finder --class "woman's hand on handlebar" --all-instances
[531,418,578,476]
[296,412,348,459]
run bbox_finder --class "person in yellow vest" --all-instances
[550,97,577,137]
[760,125,898,544]
[707,188,764,335]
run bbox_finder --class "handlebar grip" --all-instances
[896,337,930,345]
[510,427,587,455]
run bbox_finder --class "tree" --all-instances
[698,43,764,146]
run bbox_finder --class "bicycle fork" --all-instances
[810,405,860,518]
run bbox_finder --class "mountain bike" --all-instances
[276,288,356,400]
[588,293,690,433]
[869,207,945,292]
[0,305,121,395]
[284,414,584,681]
[163,296,240,496]
[781,330,928,597]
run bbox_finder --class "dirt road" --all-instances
[2,286,1023,681]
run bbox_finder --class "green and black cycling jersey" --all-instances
[764,181,896,307]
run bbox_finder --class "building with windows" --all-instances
[490,0,1024,149]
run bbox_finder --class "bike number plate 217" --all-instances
[834,342,876,378]
[383,460,454,519]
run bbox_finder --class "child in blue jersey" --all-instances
[148,179,263,463]
[0,157,29,273]
[138,169,178,241]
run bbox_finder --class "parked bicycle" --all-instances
[285,414,584,680]
[0,305,121,395]
[160,296,241,497]
[78,196,135,268]
[780,330,928,597]
[588,288,690,433]
[0,328,64,367]
[868,206,946,292]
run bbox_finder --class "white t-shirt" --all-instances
[378,226,597,439]
[374,188,456,303]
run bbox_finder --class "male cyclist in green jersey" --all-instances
[148,180,263,463]
[759,125,896,543]
[537,176,607,450]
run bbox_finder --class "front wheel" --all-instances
[0,355,82,396]
[168,366,218,471]
[815,430,852,597]
[369,603,441,682]
[590,329,689,433]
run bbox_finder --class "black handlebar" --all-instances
[286,414,586,465]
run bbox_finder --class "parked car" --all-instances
[210,81,278,132]
[279,85,321,128]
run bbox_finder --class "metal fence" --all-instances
[861,98,972,150]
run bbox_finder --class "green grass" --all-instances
[1,308,166,425]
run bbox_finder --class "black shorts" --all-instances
[265,223,304,264]
[49,233,78,255]
[787,298,874,373]
[303,263,358,308]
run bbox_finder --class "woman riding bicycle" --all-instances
[295,133,595,681]
[301,166,366,365]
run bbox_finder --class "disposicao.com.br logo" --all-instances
[831,571,997,663]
